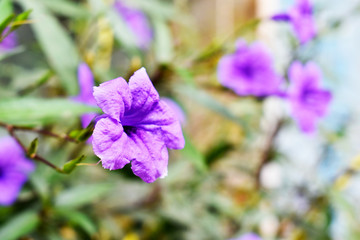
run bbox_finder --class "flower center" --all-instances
[0,167,5,180]
[240,64,255,78]
[123,125,137,135]
[299,3,312,16]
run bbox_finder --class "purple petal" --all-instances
[93,117,135,170]
[272,0,316,44]
[161,97,186,125]
[291,106,318,133]
[126,68,159,117]
[114,1,152,49]
[77,63,96,103]
[0,137,23,159]
[288,61,305,86]
[218,40,282,96]
[0,137,34,206]
[93,77,132,121]
[290,0,316,44]
[291,16,316,44]
[291,89,331,133]
[304,61,322,84]
[129,128,169,183]
[235,39,248,52]
[271,13,291,21]
[80,113,97,129]
[288,61,321,96]
[0,29,17,51]
[0,178,23,205]
[287,61,332,133]
[218,55,237,88]
[135,100,185,149]
[72,63,98,129]
[230,233,262,240]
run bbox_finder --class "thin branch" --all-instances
[2,123,64,173]
[255,119,283,188]
[0,122,78,143]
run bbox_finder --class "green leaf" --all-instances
[181,133,207,172]
[0,98,100,126]
[62,155,85,174]
[14,9,32,22]
[0,14,14,36]
[55,183,113,208]
[37,0,89,18]
[10,10,32,31]
[106,8,138,51]
[0,210,40,240]
[175,85,247,129]
[27,138,39,157]
[0,0,13,24]
[153,18,173,63]
[55,209,97,235]
[17,70,53,96]
[19,0,80,95]
[87,0,138,52]
[174,67,195,86]
[131,0,175,19]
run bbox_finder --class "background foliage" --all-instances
[1,0,360,239]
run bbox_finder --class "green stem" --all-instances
[0,122,65,173]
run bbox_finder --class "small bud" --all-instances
[27,138,39,157]
[62,155,86,174]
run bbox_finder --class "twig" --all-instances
[255,119,283,188]
[4,124,64,172]
[0,122,78,143]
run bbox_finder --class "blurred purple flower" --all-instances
[74,63,97,128]
[0,137,34,206]
[92,68,185,183]
[230,233,262,240]
[287,61,332,133]
[161,98,186,125]
[272,0,316,44]
[0,28,17,51]
[114,1,152,49]
[218,39,283,97]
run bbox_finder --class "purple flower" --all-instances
[74,63,97,128]
[230,233,262,240]
[272,0,316,44]
[0,28,17,51]
[92,68,185,183]
[0,137,34,206]
[217,39,283,97]
[161,98,186,125]
[287,61,332,133]
[114,1,152,49]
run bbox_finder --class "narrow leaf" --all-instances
[153,17,173,63]
[37,0,89,18]
[181,133,207,172]
[0,14,14,36]
[20,0,80,95]
[10,10,32,31]
[0,210,40,240]
[175,85,247,128]
[0,0,13,24]
[0,98,100,126]
[55,209,97,235]
[55,183,113,208]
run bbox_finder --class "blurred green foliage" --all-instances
[0,0,360,240]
